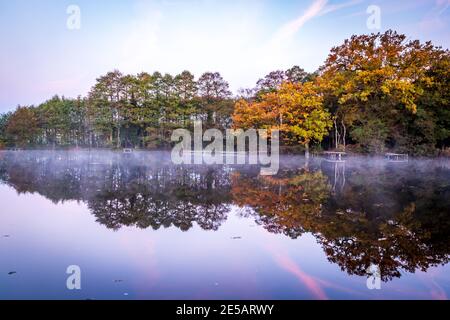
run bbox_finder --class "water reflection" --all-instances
[233,162,450,281]
[0,151,449,283]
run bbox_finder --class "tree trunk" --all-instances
[305,142,310,160]
[342,120,347,151]
[117,125,121,149]
[334,119,339,149]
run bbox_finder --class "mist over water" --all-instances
[0,150,449,299]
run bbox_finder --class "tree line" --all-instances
[0,30,449,155]
[0,71,235,149]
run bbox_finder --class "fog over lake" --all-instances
[0,151,449,300]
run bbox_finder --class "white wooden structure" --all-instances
[323,151,347,163]
[385,153,408,162]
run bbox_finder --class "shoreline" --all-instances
[1,148,450,160]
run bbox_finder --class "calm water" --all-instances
[0,151,449,300]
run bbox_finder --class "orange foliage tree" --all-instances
[233,82,332,157]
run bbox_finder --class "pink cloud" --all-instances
[265,243,328,300]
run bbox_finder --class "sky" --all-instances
[0,0,449,112]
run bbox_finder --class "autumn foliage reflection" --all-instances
[231,162,450,281]
[0,151,448,282]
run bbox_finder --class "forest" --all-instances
[0,30,449,156]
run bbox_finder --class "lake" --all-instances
[0,151,449,300]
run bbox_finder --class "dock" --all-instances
[323,151,347,162]
[385,153,408,162]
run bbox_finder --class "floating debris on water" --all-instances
[231,237,242,240]
[8,271,17,275]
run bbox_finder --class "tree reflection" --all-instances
[232,168,331,238]
[0,152,448,282]
[88,167,231,231]
[231,161,450,282]
[0,152,231,232]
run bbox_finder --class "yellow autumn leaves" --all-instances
[233,82,333,149]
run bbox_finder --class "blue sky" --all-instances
[0,0,449,112]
